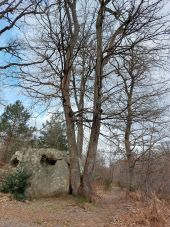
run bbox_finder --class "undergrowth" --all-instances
[0,168,30,201]
[103,178,112,191]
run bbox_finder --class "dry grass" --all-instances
[0,171,169,227]
[123,188,142,201]
[113,191,170,227]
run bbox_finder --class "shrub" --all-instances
[103,178,112,191]
[0,168,30,201]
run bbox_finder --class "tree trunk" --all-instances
[77,114,84,176]
[77,94,84,158]
[80,2,104,200]
[63,95,80,195]
[76,51,86,158]
[128,165,134,191]
[77,117,83,157]
[124,77,134,191]
[125,123,135,191]
[81,119,101,199]
[61,1,80,195]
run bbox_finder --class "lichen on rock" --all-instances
[10,148,70,199]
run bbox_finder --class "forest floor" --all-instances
[0,183,170,227]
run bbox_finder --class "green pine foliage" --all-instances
[0,100,31,135]
[39,114,68,151]
[0,168,30,201]
[0,100,35,161]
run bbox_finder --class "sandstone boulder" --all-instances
[10,148,70,199]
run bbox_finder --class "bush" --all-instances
[103,178,112,191]
[0,168,30,201]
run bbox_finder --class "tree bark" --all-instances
[76,75,85,158]
[128,165,134,191]
[81,2,104,199]
[62,89,80,195]
[61,0,80,195]
[124,74,135,191]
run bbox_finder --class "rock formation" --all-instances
[10,148,70,198]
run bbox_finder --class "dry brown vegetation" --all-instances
[112,148,170,199]
[0,174,170,227]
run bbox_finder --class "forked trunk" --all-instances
[63,102,80,195]
[80,1,104,200]
[81,119,101,199]
[61,1,80,195]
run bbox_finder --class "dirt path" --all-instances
[0,186,123,227]
[0,186,169,227]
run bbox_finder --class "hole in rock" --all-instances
[11,158,19,167]
[40,154,57,165]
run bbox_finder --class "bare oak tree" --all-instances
[106,47,169,190]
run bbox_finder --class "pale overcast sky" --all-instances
[0,0,170,129]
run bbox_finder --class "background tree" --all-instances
[0,100,34,161]
[39,114,67,151]
[105,47,169,191]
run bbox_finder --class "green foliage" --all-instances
[0,168,30,201]
[0,100,35,161]
[0,100,31,136]
[103,178,112,191]
[39,114,67,151]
